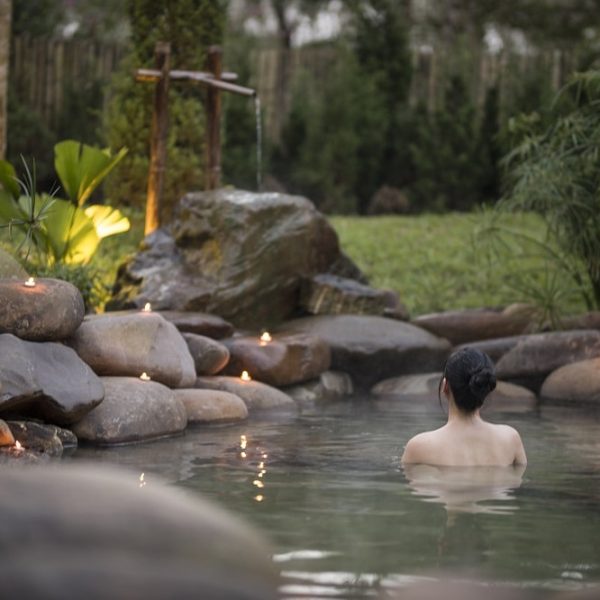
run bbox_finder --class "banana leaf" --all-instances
[0,160,19,200]
[54,140,128,207]
[85,204,130,238]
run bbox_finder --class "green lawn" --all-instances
[330,212,586,317]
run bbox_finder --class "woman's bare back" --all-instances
[402,420,527,467]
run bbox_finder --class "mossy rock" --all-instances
[0,249,27,279]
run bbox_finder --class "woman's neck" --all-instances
[446,395,481,424]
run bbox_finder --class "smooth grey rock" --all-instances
[71,377,187,445]
[0,419,15,446]
[182,333,230,375]
[108,190,364,327]
[174,389,248,424]
[160,311,235,339]
[221,332,331,386]
[195,376,297,411]
[0,334,104,425]
[278,315,451,388]
[0,464,279,599]
[412,304,533,346]
[283,371,354,404]
[371,372,536,412]
[0,249,28,279]
[0,277,84,341]
[68,312,196,388]
[300,273,409,320]
[495,329,600,391]
[454,336,522,363]
[540,357,600,403]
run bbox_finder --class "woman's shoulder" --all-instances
[401,428,445,464]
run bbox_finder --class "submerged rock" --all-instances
[182,333,230,375]
[68,312,196,388]
[540,357,600,403]
[71,377,187,445]
[283,371,354,404]
[174,389,248,424]
[0,334,104,424]
[221,332,330,387]
[371,372,536,412]
[0,278,84,341]
[278,315,451,388]
[107,190,364,327]
[0,464,279,599]
[195,376,297,411]
[495,329,600,391]
[412,305,533,346]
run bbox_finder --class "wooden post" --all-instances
[205,45,222,190]
[145,42,171,236]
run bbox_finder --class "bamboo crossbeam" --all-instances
[135,68,255,97]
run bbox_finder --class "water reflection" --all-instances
[403,464,526,515]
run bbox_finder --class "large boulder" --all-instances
[371,372,536,413]
[299,273,409,320]
[277,315,451,388]
[454,336,523,363]
[160,311,234,339]
[182,333,230,375]
[0,249,28,279]
[0,334,104,424]
[68,312,196,388]
[107,190,364,327]
[412,305,533,346]
[195,376,297,411]
[0,464,279,599]
[540,357,600,403]
[71,377,187,445]
[221,332,331,386]
[495,330,600,391]
[0,278,84,341]
[174,389,248,424]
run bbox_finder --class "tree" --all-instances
[0,0,11,159]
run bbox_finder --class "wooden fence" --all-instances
[9,35,578,141]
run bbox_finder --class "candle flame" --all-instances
[142,302,152,312]
[23,277,36,288]
[140,372,151,381]
[240,435,247,449]
[14,440,23,450]
[259,331,272,345]
[241,371,251,381]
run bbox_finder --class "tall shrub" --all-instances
[105,0,226,222]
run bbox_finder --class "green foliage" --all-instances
[501,69,600,309]
[330,212,584,318]
[0,141,130,266]
[106,1,227,220]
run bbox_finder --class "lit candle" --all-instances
[140,372,151,381]
[14,440,23,451]
[23,277,36,288]
[240,371,251,381]
[259,331,272,346]
[142,302,152,312]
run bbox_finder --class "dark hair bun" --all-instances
[468,368,497,398]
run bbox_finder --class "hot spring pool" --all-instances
[72,395,600,598]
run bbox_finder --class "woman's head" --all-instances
[441,348,497,413]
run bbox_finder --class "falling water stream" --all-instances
[255,95,262,191]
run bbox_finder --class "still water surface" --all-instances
[74,395,600,598]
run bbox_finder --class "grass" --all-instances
[330,211,588,317]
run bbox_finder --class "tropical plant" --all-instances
[500,70,600,310]
[0,140,130,265]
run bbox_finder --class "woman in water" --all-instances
[401,347,527,466]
